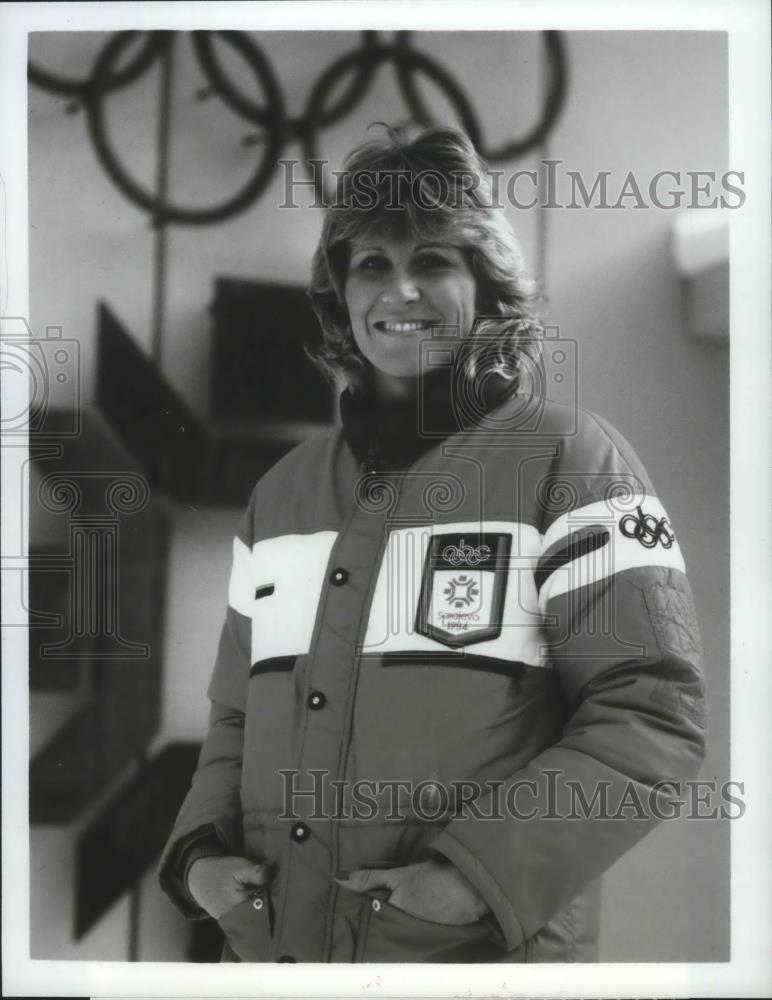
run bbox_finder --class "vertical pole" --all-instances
[137,32,173,958]
[151,34,174,367]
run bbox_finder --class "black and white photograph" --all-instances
[1,1,770,997]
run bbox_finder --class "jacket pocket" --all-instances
[216,889,272,962]
[356,893,507,963]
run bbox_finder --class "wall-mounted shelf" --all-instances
[97,297,333,507]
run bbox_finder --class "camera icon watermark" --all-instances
[0,317,80,437]
[416,324,578,439]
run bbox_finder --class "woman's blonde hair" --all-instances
[307,122,543,392]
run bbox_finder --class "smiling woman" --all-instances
[157,122,706,964]
[344,235,478,394]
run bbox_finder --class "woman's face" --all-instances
[343,232,477,400]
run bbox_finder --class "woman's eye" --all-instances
[355,255,388,271]
[416,253,452,268]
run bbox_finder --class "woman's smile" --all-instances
[372,319,434,335]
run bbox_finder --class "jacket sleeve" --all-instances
[157,491,258,918]
[429,411,707,952]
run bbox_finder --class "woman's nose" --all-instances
[379,273,421,305]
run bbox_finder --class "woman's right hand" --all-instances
[187,855,274,920]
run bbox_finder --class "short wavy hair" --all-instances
[306,122,543,391]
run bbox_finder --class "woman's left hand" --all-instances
[334,858,490,925]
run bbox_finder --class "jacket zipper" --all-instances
[273,455,381,961]
[321,459,406,961]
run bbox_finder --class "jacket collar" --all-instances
[339,365,515,471]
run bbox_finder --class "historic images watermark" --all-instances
[278,159,746,211]
[278,769,746,824]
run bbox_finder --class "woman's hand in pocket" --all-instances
[335,858,489,925]
[188,856,274,920]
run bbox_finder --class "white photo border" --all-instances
[2,0,770,997]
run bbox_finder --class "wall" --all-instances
[543,32,729,960]
[28,30,729,962]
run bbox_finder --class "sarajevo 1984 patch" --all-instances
[415,532,511,648]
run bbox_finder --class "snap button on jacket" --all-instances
[158,381,706,963]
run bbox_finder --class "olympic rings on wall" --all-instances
[29,30,568,227]
[85,32,284,225]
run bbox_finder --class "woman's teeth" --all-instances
[375,321,431,333]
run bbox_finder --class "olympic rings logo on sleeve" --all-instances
[619,505,676,550]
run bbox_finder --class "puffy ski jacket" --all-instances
[158,372,706,963]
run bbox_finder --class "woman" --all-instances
[158,124,706,963]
